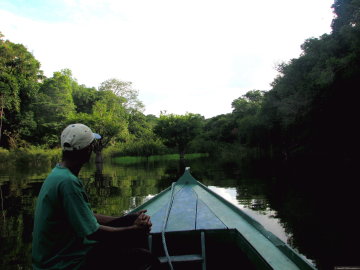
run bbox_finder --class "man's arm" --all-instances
[88,213,152,242]
[94,213,117,225]
[94,210,148,225]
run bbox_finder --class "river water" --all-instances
[0,155,357,270]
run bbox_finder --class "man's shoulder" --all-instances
[47,166,75,180]
[45,166,81,190]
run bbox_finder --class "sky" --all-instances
[0,0,335,118]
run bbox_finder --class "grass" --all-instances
[0,146,208,167]
[112,153,209,164]
[0,147,61,169]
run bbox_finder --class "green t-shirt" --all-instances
[32,165,100,270]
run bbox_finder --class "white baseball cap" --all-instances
[61,123,101,151]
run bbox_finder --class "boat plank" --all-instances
[149,203,167,233]
[196,199,227,230]
[166,186,197,231]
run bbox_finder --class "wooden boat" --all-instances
[130,168,317,270]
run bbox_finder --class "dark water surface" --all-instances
[0,155,358,270]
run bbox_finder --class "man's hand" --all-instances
[131,209,148,217]
[133,213,152,234]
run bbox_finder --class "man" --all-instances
[32,123,159,270]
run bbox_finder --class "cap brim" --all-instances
[93,133,101,139]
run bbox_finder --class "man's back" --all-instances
[32,165,99,270]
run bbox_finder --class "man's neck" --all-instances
[60,161,82,177]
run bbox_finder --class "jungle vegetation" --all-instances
[0,0,359,168]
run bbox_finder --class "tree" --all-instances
[68,90,128,162]
[154,113,204,159]
[203,114,237,144]
[34,70,76,146]
[331,0,360,32]
[231,90,265,118]
[0,94,4,145]
[0,32,43,147]
[145,114,159,129]
[97,78,154,147]
[72,84,98,114]
[229,90,266,145]
[98,78,144,113]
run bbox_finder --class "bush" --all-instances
[104,139,169,157]
[0,147,61,168]
[213,143,262,167]
[0,147,10,164]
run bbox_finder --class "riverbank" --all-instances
[0,147,61,168]
[112,153,209,164]
[0,147,208,168]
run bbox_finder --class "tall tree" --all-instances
[331,0,360,32]
[0,32,43,147]
[99,78,144,113]
[203,114,237,144]
[72,84,98,114]
[127,110,155,139]
[231,90,265,118]
[231,90,266,145]
[68,90,128,162]
[34,70,75,146]
[154,113,204,159]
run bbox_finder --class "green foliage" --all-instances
[126,112,160,143]
[0,147,9,164]
[33,70,76,147]
[0,146,61,168]
[230,90,266,145]
[99,78,144,113]
[145,114,159,129]
[202,114,237,144]
[66,88,129,163]
[72,85,98,114]
[68,100,128,150]
[1,0,359,168]
[0,33,43,148]
[0,33,154,152]
[232,90,265,117]
[331,0,360,32]
[0,34,42,112]
[256,8,360,160]
[198,90,265,151]
[106,138,168,157]
[0,34,167,159]
[154,113,205,158]
[112,153,208,164]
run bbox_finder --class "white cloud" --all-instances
[0,0,334,118]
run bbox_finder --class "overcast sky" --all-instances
[0,0,334,118]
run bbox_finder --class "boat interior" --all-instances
[149,229,259,270]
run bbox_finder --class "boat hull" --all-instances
[130,169,316,270]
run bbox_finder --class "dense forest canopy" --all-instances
[0,0,359,165]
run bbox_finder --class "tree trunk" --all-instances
[0,95,4,146]
[95,150,103,164]
[179,158,186,173]
[179,151,186,160]
[179,145,186,160]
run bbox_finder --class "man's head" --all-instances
[61,124,101,163]
[61,123,101,151]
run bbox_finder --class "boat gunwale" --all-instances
[189,172,317,270]
[129,185,171,214]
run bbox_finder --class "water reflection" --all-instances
[1,155,350,270]
[208,186,290,244]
